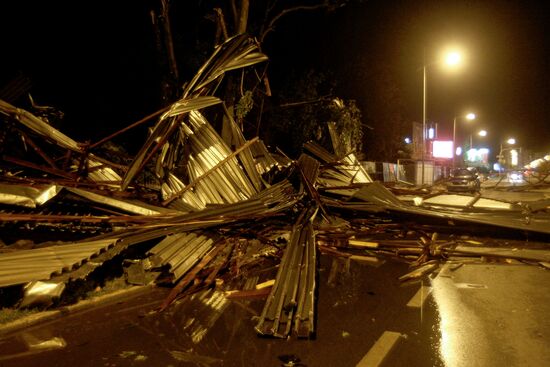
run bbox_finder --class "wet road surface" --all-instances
[1,253,549,367]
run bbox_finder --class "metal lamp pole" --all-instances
[452,116,457,167]
[421,64,427,185]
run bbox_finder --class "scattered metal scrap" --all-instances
[255,206,318,338]
[0,238,118,287]
[0,33,549,344]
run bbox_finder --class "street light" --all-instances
[470,129,487,148]
[452,112,476,167]
[422,48,466,183]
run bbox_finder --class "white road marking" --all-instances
[356,331,402,367]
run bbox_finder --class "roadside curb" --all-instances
[0,284,155,336]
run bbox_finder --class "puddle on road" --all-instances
[1,256,448,367]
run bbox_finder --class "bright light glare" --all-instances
[433,140,453,158]
[428,128,435,139]
[511,149,518,166]
[445,51,462,66]
[507,138,516,145]
[455,147,462,156]
[478,130,487,137]
[466,148,490,163]
[466,113,476,120]
[404,137,411,144]
[509,172,522,182]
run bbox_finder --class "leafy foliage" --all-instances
[235,90,255,121]
[340,59,409,162]
[262,70,363,157]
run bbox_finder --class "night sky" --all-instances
[2,0,549,157]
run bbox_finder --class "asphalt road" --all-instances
[1,252,549,367]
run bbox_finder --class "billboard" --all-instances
[432,140,453,159]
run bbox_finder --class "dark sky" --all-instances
[2,0,549,156]
[265,0,550,155]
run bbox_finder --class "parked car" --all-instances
[446,168,481,193]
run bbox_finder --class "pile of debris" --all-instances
[1,34,549,340]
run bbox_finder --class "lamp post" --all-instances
[421,49,464,184]
[421,64,427,184]
[452,112,476,167]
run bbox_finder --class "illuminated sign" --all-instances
[465,148,490,164]
[432,140,453,159]
[510,149,518,166]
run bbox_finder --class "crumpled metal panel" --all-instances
[250,140,286,175]
[304,141,372,186]
[297,154,321,185]
[0,99,80,151]
[20,280,66,308]
[181,34,268,98]
[0,99,122,184]
[65,187,178,216]
[156,112,262,210]
[148,232,215,282]
[419,194,516,210]
[121,35,268,194]
[0,183,61,208]
[353,181,550,235]
[0,238,119,287]
[255,206,318,338]
[163,96,222,118]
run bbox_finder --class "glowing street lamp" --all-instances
[422,48,466,181]
[469,129,487,152]
[452,112,475,167]
[444,51,462,67]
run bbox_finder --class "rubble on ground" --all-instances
[1,34,549,340]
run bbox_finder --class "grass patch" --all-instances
[86,276,132,299]
[0,308,39,325]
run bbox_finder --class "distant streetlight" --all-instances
[422,48,466,182]
[469,129,487,151]
[444,51,462,67]
[452,112,475,167]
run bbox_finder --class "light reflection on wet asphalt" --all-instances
[0,256,481,367]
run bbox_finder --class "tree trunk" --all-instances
[150,0,179,106]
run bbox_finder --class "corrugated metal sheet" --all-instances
[148,232,216,282]
[0,183,62,208]
[0,99,122,184]
[66,187,178,216]
[0,238,119,287]
[353,181,550,235]
[303,141,372,188]
[255,207,318,338]
[121,34,268,199]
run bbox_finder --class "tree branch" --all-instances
[260,2,330,43]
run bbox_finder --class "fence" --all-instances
[362,160,451,186]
